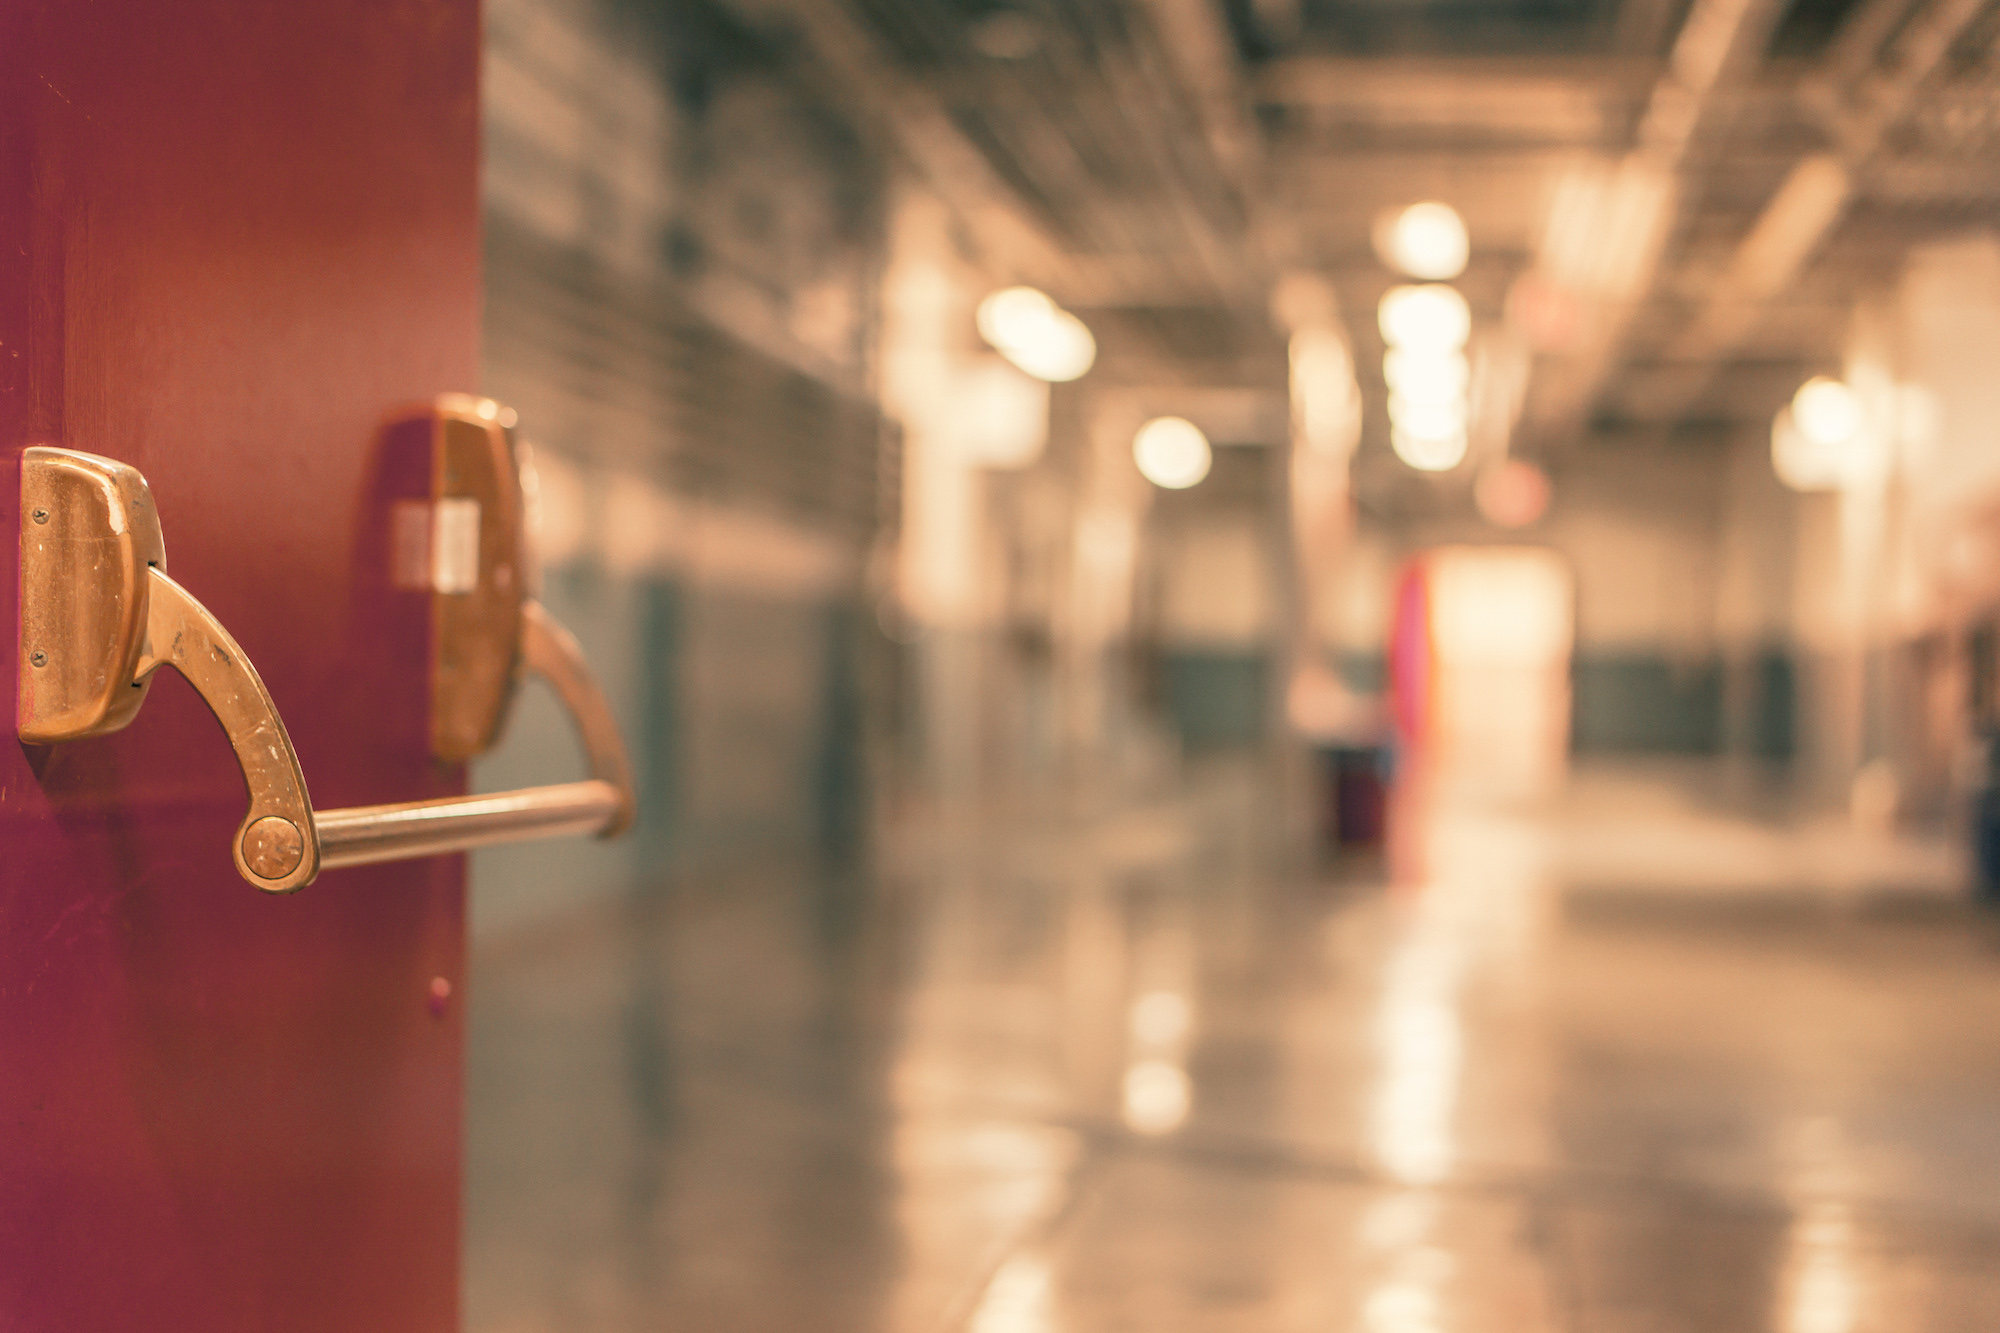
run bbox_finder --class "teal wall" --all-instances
[1160,650,1269,751]
[1570,654,1725,754]
[469,569,868,938]
[469,0,888,939]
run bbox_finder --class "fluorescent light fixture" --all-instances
[1772,408,1836,491]
[1388,395,1466,441]
[976,285,1096,382]
[1378,284,1471,353]
[1383,349,1469,403]
[1792,375,1860,447]
[1379,201,1469,281]
[1392,427,1468,473]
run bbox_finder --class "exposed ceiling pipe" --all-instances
[1132,0,1282,283]
[1515,0,1793,444]
[1049,0,1264,303]
[1650,0,1991,410]
[759,0,1088,298]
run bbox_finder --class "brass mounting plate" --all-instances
[18,447,168,744]
[414,395,529,763]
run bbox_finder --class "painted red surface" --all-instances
[1388,558,1433,751]
[1,3,479,1329]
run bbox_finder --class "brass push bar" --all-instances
[314,604,630,870]
[16,401,634,893]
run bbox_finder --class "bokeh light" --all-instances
[976,285,1096,382]
[1793,376,1861,447]
[1384,349,1469,403]
[1380,201,1469,280]
[1133,416,1212,489]
[1388,395,1466,442]
[1378,285,1471,354]
[1392,428,1469,473]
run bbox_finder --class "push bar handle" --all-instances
[315,603,634,870]
[136,569,633,893]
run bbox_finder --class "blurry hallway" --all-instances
[453,0,2000,1328]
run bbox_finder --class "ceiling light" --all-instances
[1388,395,1466,441]
[977,286,1051,347]
[1378,284,1471,353]
[1379,202,1470,280]
[1133,416,1212,489]
[1383,349,1469,403]
[976,286,1096,382]
[1392,428,1467,473]
[1792,376,1860,447]
[1771,407,1848,492]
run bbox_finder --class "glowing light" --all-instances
[1121,1059,1191,1134]
[1378,285,1471,354]
[1793,376,1861,447]
[1379,201,1469,280]
[1475,460,1551,528]
[1133,416,1212,489]
[1388,396,1466,442]
[1772,409,1828,491]
[976,286,1053,348]
[1392,429,1468,473]
[1384,350,1469,403]
[1379,287,1472,475]
[976,286,1096,382]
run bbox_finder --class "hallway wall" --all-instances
[468,0,890,937]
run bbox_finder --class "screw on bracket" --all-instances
[29,651,47,668]
[31,508,49,524]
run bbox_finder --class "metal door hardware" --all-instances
[16,399,633,893]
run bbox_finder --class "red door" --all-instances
[3,3,479,1328]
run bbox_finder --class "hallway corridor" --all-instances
[465,765,2000,1332]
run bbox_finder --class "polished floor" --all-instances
[466,761,2000,1332]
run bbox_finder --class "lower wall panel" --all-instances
[470,567,867,940]
[1571,653,1725,755]
[1160,650,1269,752]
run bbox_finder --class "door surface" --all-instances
[2,3,479,1329]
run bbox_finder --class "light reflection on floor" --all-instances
[466,760,2000,1331]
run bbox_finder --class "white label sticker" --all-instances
[432,497,482,594]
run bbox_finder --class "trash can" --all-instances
[1319,745,1389,851]
[1976,733,2000,905]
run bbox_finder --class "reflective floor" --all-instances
[466,762,2000,1332]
